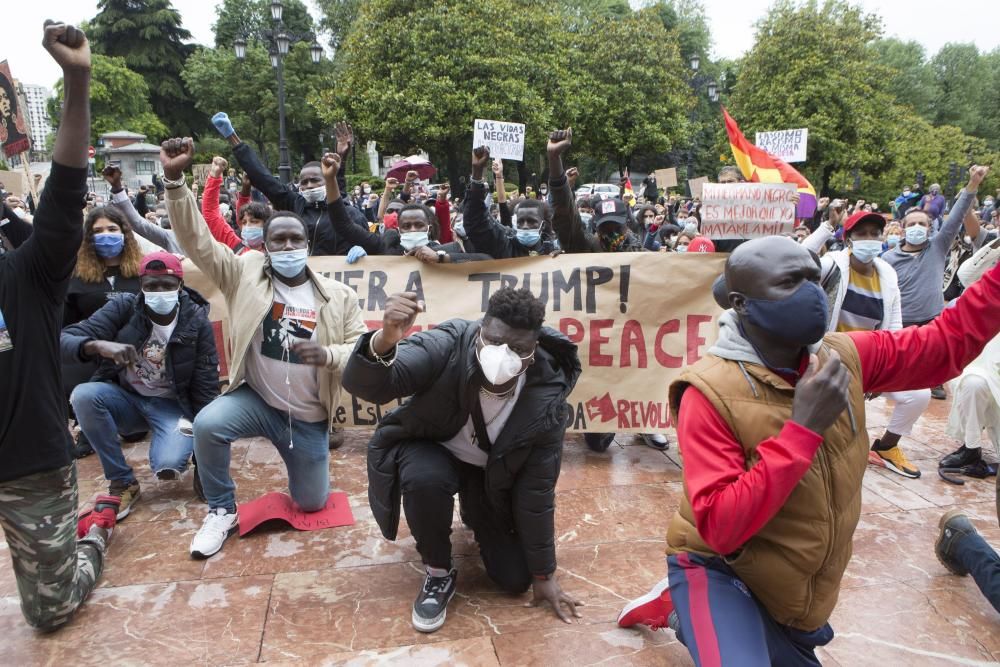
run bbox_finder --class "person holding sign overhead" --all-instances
[546,127,668,452]
[342,287,582,634]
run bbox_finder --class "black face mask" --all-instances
[742,280,829,346]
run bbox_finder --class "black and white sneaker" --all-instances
[190,508,238,559]
[411,568,457,633]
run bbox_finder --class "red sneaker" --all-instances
[77,495,121,539]
[617,577,673,629]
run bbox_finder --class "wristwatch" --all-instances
[436,250,447,263]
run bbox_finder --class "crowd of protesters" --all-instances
[6,20,1000,666]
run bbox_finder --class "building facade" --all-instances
[18,83,52,160]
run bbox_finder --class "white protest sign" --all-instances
[754,128,808,163]
[700,182,797,240]
[473,119,526,161]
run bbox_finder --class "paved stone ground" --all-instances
[1,395,998,666]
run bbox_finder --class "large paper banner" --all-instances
[184,253,726,433]
[754,128,808,164]
[700,182,797,240]
[473,119,526,161]
[0,61,30,158]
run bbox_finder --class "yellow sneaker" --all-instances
[870,441,921,479]
[108,480,141,520]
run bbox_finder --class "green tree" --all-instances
[87,0,198,136]
[213,0,315,48]
[871,38,938,122]
[314,0,362,49]
[560,12,692,175]
[830,112,997,205]
[727,0,895,194]
[642,0,711,66]
[314,0,571,189]
[48,54,168,144]
[930,43,988,137]
[183,41,334,171]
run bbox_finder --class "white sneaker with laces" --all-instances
[641,434,669,451]
[190,508,238,559]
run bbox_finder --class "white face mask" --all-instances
[300,185,326,204]
[400,230,430,251]
[476,333,532,386]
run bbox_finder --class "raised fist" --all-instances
[159,138,195,181]
[321,152,342,180]
[210,156,228,179]
[547,128,573,156]
[43,21,90,71]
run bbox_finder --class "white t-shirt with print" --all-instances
[123,315,178,398]
[244,279,327,423]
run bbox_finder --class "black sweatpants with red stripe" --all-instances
[667,553,833,667]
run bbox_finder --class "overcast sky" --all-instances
[8,0,1000,90]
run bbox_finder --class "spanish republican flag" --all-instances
[722,107,817,219]
[622,168,636,206]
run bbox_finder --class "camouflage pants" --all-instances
[0,464,106,631]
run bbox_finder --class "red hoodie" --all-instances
[202,175,257,255]
[677,261,1000,555]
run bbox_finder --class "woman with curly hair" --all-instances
[63,205,144,457]
[65,205,143,327]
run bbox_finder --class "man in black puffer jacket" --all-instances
[62,252,219,519]
[343,287,582,634]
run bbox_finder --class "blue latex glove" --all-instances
[346,245,367,264]
[212,112,235,139]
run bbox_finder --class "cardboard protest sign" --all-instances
[0,169,26,197]
[238,492,355,536]
[700,182,797,240]
[183,253,726,434]
[688,176,709,199]
[473,119,526,161]
[654,168,678,189]
[0,61,30,158]
[754,128,808,163]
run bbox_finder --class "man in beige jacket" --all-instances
[160,138,367,559]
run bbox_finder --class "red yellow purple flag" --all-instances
[722,107,817,219]
[622,168,636,205]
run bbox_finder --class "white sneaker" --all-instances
[641,434,669,451]
[190,508,238,559]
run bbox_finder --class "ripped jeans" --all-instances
[70,382,193,485]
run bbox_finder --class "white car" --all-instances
[576,183,620,201]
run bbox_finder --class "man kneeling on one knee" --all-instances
[343,287,584,633]
[64,251,220,520]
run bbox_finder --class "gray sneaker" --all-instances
[411,568,457,633]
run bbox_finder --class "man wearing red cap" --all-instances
[813,208,931,478]
[63,251,220,519]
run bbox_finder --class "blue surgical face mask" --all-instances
[268,248,309,278]
[93,232,125,258]
[143,289,179,316]
[675,244,688,253]
[241,226,264,248]
[516,229,541,247]
[886,234,901,247]
[742,280,829,346]
[400,231,430,251]
[905,225,928,246]
[850,239,882,264]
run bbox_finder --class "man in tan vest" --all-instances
[619,166,1000,665]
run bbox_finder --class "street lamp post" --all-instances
[233,0,324,184]
[685,56,719,197]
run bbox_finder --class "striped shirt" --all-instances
[837,265,883,332]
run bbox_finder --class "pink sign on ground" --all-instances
[237,491,354,537]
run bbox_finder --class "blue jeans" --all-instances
[667,553,834,667]
[70,382,193,485]
[192,384,329,512]
[953,530,1000,614]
